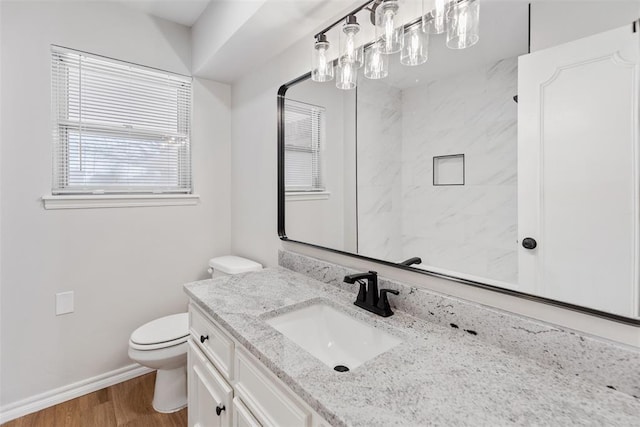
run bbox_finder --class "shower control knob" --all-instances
[200,335,209,343]
[216,403,225,416]
[522,238,537,250]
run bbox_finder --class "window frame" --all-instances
[46,45,196,207]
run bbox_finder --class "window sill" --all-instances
[285,191,331,201]
[42,194,200,210]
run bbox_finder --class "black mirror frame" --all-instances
[277,73,640,327]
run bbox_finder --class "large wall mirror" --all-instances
[278,0,640,323]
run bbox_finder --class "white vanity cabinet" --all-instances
[232,397,261,427]
[187,303,329,427]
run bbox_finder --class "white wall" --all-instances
[531,1,640,51]
[0,0,231,407]
[231,37,311,267]
[230,9,640,347]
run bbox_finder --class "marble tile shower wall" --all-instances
[402,57,518,284]
[357,57,518,285]
[357,78,403,261]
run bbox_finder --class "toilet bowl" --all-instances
[128,255,262,413]
[128,313,189,413]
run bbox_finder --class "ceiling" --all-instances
[119,0,534,83]
[122,0,211,27]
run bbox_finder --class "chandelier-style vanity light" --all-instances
[425,0,452,34]
[311,34,334,82]
[446,0,480,49]
[311,0,481,90]
[364,40,389,79]
[340,15,364,68]
[401,20,429,66]
[375,0,403,54]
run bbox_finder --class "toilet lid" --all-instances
[131,313,189,346]
[208,256,262,274]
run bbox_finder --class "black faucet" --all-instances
[399,257,422,267]
[343,271,399,317]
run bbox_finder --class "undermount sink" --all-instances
[265,303,402,371]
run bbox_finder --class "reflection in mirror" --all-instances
[284,81,357,253]
[280,1,640,321]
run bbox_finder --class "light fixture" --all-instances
[336,61,358,89]
[446,0,480,49]
[311,34,334,82]
[375,0,402,54]
[364,40,389,80]
[423,0,452,34]
[340,15,364,68]
[400,20,429,66]
[310,0,480,90]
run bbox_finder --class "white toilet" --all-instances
[128,255,262,413]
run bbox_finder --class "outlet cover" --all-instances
[56,291,74,315]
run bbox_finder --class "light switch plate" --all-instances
[56,291,74,315]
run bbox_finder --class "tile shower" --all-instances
[357,57,518,286]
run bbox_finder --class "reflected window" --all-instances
[284,99,324,192]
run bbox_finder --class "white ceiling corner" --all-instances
[121,0,212,27]
[191,0,362,83]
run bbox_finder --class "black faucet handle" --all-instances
[355,281,367,303]
[376,289,399,316]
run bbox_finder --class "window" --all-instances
[51,46,192,195]
[284,99,324,192]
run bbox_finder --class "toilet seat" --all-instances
[130,313,189,351]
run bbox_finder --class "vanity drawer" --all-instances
[189,303,234,380]
[234,347,311,427]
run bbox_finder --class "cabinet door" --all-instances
[188,340,233,427]
[233,397,262,427]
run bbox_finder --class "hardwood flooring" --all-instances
[1,372,187,427]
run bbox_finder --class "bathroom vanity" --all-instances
[187,300,329,427]
[184,258,640,427]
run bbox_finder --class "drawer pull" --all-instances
[216,403,225,416]
[200,335,209,343]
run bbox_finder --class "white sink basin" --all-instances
[266,303,402,371]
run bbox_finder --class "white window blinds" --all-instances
[51,46,192,195]
[284,99,324,192]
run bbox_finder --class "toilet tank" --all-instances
[208,255,262,278]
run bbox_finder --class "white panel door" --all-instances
[188,340,234,427]
[518,23,639,317]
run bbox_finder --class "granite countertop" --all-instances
[184,268,640,426]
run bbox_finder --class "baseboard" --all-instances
[0,364,154,424]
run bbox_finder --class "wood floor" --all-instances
[1,372,187,427]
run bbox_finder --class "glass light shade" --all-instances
[336,61,357,90]
[401,22,429,66]
[340,22,364,68]
[446,0,480,49]
[311,37,334,82]
[364,41,389,80]
[375,0,402,54]
[423,0,452,34]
